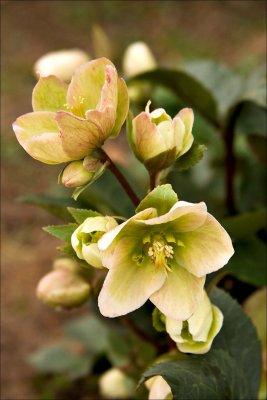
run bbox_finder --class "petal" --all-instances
[150,264,205,320]
[55,111,103,159]
[82,243,103,268]
[177,305,223,354]
[176,108,194,156]
[86,106,116,139]
[176,214,234,277]
[71,225,83,259]
[132,112,166,161]
[172,116,186,154]
[98,238,166,317]
[67,58,115,111]
[165,317,183,343]
[109,78,129,137]
[146,376,172,400]
[98,208,157,252]
[188,291,213,342]
[13,111,72,164]
[32,76,68,112]
[136,201,207,232]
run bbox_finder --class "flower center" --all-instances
[64,96,86,118]
[147,239,174,272]
[81,231,103,245]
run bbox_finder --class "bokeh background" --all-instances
[1,1,266,399]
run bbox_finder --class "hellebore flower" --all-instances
[99,368,135,399]
[122,41,157,78]
[145,376,172,400]
[33,49,90,82]
[165,291,223,354]
[13,58,129,165]
[129,101,194,172]
[36,258,90,309]
[97,185,234,320]
[72,216,118,268]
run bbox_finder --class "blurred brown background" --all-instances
[1,1,266,399]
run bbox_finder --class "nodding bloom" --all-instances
[13,58,129,165]
[129,102,194,172]
[97,184,234,321]
[165,291,223,354]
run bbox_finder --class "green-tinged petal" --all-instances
[86,106,116,139]
[81,216,118,234]
[172,116,185,155]
[109,78,129,137]
[98,238,166,317]
[82,243,103,268]
[136,201,207,232]
[176,108,194,156]
[71,225,83,259]
[177,305,223,354]
[55,111,103,159]
[150,265,205,320]
[98,208,158,253]
[32,76,68,112]
[187,291,213,342]
[13,111,72,164]
[67,58,114,112]
[132,112,166,161]
[176,214,234,277]
[165,317,183,343]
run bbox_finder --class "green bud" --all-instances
[60,160,94,188]
[99,368,135,399]
[36,269,90,309]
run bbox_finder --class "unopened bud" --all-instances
[123,41,156,78]
[145,375,172,400]
[36,269,90,309]
[33,49,90,82]
[61,160,94,188]
[99,368,135,399]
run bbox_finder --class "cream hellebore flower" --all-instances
[165,291,223,354]
[99,368,135,399]
[33,49,90,82]
[36,258,90,309]
[72,216,118,268]
[129,101,194,172]
[122,41,157,78]
[145,375,172,400]
[13,58,129,165]
[97,185,234,320]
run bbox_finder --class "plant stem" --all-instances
[149,172,157,191]
[98,148,140,207]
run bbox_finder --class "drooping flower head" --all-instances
[128,102,194,172]
[97,184,234,320]
[165,291,223,354]
[13,58,129,165]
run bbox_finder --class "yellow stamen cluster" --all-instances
[64,96,85,118]
[147,239,174,273]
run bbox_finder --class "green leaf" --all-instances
[241,65,266,108]
[43,223,78,243]
[141,288,261,400]
[129,67,218,125]
[136,184,178,215]
[29,343,92,379]
[152,308,165,332]
[18,195,83,222]
[174,142,207,172]
[67,207,101,224]
[221,209,267,240]
[64,316,109,354]
[225,238,267,287]
[236,102,266,138]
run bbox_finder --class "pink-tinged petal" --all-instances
[98,238,166,317]
[32,76,68,112]
[55,111,103,159]
[176,214,234,277]
[136,201,207,232]
[172,116,185,154]
[96,64,118,112]
[67,58,115,112]
[86,106,116,139]
[176,108,194,156]
[150,265,205,320]
[12,111,72,164]
[132,112,166,161]
[98,208,157,252]
[109,78,129,137]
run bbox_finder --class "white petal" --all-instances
[82,243,103,268]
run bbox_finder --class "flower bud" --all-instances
[71,216,118,268]
[60,160,95,188]
[36,268,90,309]
[145,375,172,400]
[165,291,223,354]
[99,368,135,399]
[52,257,80,273]
[123,41,156,78]
[33,49,90,82]
[129,101,194,172]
